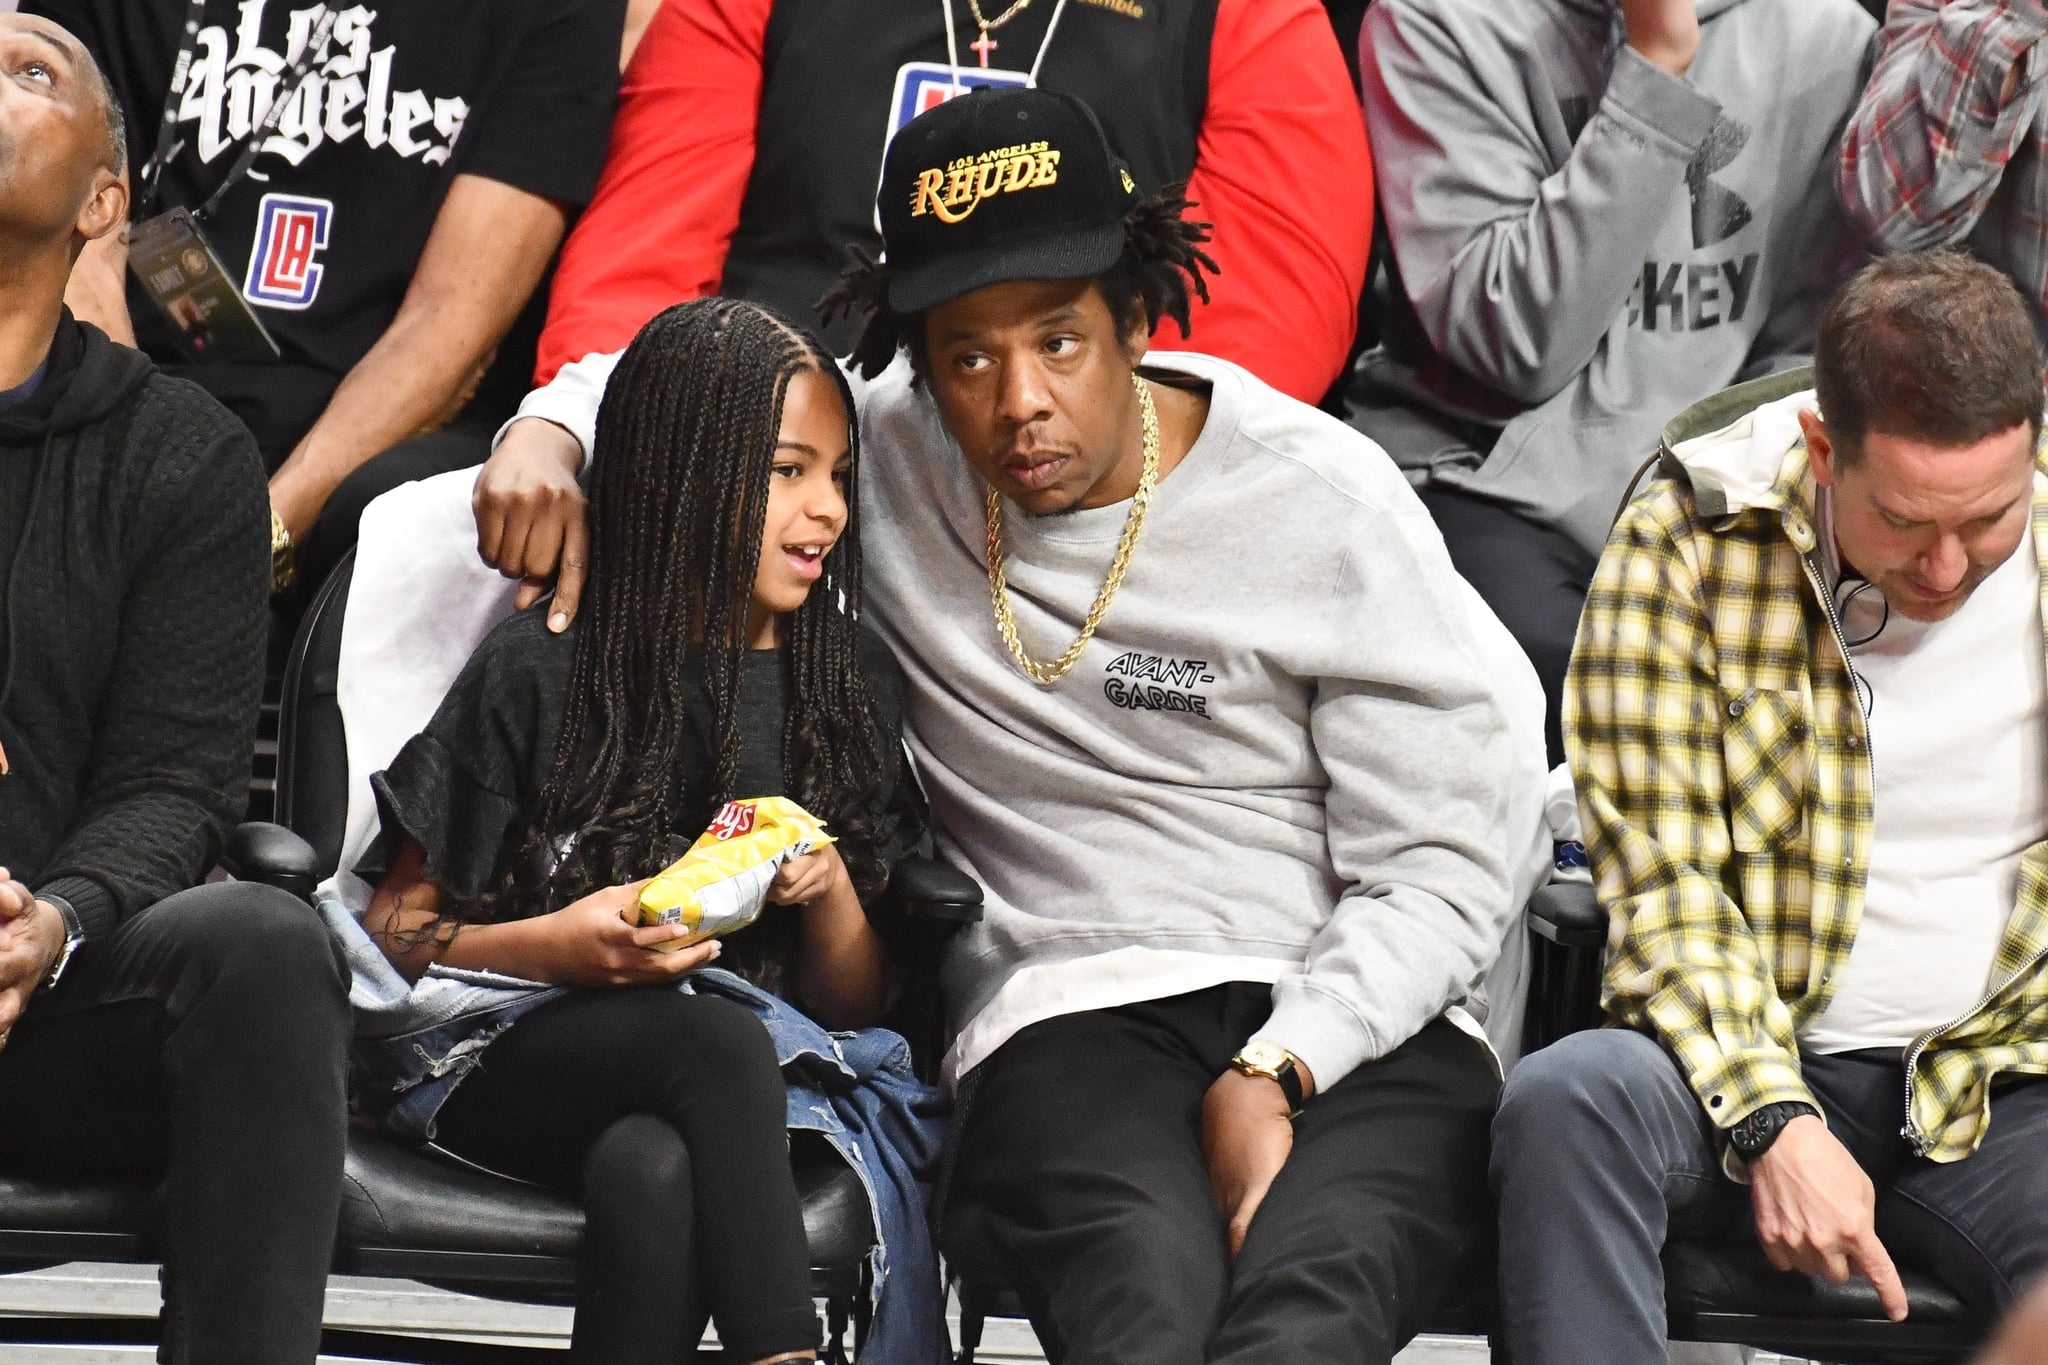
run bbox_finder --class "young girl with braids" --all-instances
[354,298,926,1365]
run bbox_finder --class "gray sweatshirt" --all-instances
[857,352,1543,1088]
[1350,0,1874,553]
[517,347,1548,1090]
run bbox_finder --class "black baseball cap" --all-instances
[877,86,1141,314]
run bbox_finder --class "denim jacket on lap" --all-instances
[317,891,951,1362]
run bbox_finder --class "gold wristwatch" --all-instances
[269,505,296,595]
[1231,1041,1307,1117]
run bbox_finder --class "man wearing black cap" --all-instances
[489,85,1548,1362]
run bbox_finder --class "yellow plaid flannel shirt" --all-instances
[1565,398,2048,1163]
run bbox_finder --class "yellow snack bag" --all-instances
[635,797,837,950]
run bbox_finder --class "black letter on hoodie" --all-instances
[1642,262,1684,331]
[1687,116,1754,248]
[1723,253,1759,323]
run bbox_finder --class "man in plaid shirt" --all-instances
[1490,252,2048,1363]
[1840,0,2048,347]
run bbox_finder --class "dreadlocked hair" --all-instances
[819,181,1218,380]
[455,298,897,996]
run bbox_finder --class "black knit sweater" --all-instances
[0,316,269,941]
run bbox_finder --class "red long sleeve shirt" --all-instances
[535,0,1373,403]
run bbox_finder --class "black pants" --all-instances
[431,989,820,1362]
[1418,485,1597,766]
[943,985,1500,1365]
[0,882,351,1364]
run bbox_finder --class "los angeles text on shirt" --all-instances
[174,0,472,169]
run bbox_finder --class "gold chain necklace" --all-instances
[986,374,1160,686]
[967,0,1034,33]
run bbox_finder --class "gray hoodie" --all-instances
[1349,0,1873,553]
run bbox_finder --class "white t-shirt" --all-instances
[1802,508,2048,1054]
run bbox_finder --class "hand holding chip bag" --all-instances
[634,797,837,950]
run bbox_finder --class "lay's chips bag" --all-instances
[635,797,836,950]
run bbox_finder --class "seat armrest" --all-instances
[1529,880,1605,949]
[882,856,981,1084]
[889,856,984,924]
[222,821,322,903]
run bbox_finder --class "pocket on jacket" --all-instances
[1720,685,1809,853]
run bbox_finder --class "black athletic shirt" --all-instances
[26,0,623,445]
[366,608,922,993]
[731,0,1216,350]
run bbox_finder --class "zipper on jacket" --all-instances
[1897,941,2048,1156]
[1798,550,1877,786]
[1799,550,1913,1128]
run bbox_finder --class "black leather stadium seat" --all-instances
[334,1127,872,1294]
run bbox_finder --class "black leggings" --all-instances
[431,989,819,1362]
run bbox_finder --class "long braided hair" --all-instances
[460,298,898,992]
[818,182,1219,378]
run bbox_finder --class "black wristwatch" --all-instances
[1727,1101,1820,1161]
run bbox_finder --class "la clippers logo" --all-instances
[243,194,332,309]
[707,802,757,841]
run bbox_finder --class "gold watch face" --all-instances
[1235,1041,1289,1076]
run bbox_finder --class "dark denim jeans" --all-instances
[1493,1027,2048,1364]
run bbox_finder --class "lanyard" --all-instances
[136,0,338,220]
[939,0,1070,94]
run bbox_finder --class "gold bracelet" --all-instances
[269,505,297,596]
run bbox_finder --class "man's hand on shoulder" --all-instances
[1620,0,1700,76]
[1749,1114,1909,1322]
[0,873,66,1041]
[473,418,589,633]
[1202,1059,1314,1257]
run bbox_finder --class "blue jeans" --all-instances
[1492,1028,2048,1364]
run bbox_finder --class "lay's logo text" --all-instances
[706,801,757,841]
[910,140,1060,224]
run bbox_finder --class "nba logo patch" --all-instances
[242,194,332,310]
[886,61,1031,143]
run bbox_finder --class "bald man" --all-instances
[0,15,350,1362]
